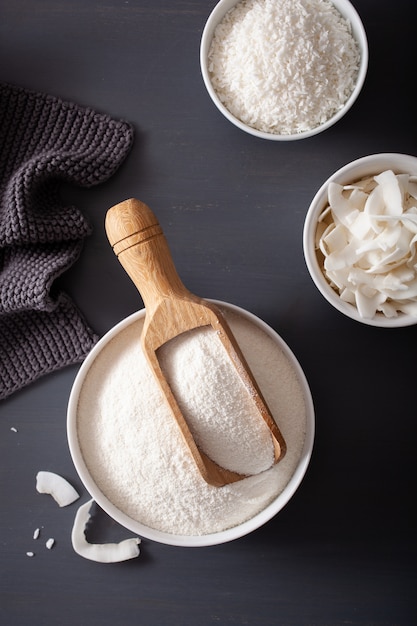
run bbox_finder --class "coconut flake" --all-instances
[374,170,403,216]
[71,500,141,563]
[317,170,417,319]
[36,471,80,507]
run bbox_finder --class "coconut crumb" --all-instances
[46,538,55,550]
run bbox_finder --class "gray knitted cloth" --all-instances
[0,83,134,400]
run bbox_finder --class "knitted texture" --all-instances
[0,82,134,400]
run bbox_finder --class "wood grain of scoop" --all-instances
[105,198,286,487]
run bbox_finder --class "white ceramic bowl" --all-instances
[67,301,314,547]
[200,0,368,141]
[303,153,417,327]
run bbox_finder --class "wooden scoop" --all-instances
[105,198,286,487]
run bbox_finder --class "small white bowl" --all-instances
[200,0,368,141]
[67,301,314,547]
[303,153,417,327]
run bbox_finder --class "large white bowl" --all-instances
[67,301,314,547]
[303,153,417,327]
[200,0,368,141]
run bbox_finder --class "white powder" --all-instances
[208,0,361,135]
[158,327,274,475]
[76,310,307,536]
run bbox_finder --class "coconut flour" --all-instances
[76,309,307,536]
[158,326,275,476]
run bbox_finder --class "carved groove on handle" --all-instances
[112,224,163,257]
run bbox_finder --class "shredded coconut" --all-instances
[76,310,307,536]
[208,0,361,135]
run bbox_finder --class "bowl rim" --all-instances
[200,0,369,141]
[303,152,417,327]
[67,300,315,547]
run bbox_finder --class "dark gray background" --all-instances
[1,1,416,624]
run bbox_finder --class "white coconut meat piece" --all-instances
[327,182,363,228]
[398,300,417,316]
[381,267,415,292]
[402,212,417,235]
[347,269,378,298]
[374,170,403,217]
[367,187,392,235]
[407,179,417,201]
[355,288,386,319]
[350,267,410,297]
[379,301,398,318]
[326,266,350,291]
[359,226,412,272]
[317,221,335,254]
[339,286,356,304]
[348,176,377,194]
[382,277,417,301]
[36,471,80,507]
[71,500,141,563]
[323,234,361,271]
[320,222,348,256]
[349,210,372,240]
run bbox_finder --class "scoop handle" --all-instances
[105,198,192,312]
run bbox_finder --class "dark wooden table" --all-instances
[1,1,416,624]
